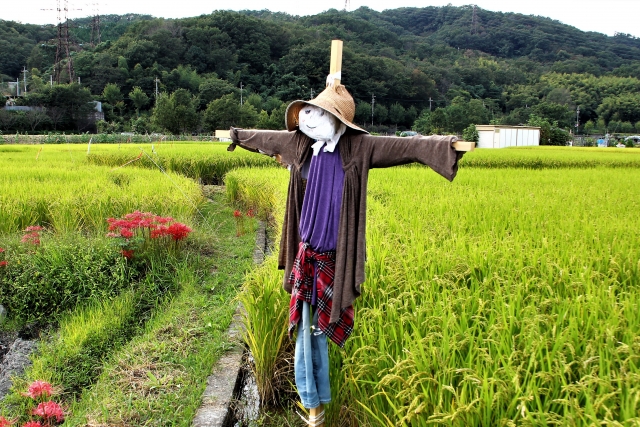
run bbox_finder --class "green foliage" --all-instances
[462,123,479,142]
[3,7,640,135]
[256,102,287,130]
[202,94,259,131]
[0,237,134,324]
[152,89,199,134]
[128,86,149,116]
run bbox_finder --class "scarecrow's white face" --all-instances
[298,104,341,141]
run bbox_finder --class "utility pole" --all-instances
[310,88,314,99]
[576,106,580,134]
[22,67,28,94]
[155,77,159,99]
[240,82,244,106]
[371,94,375,127]
[429,97,433,111]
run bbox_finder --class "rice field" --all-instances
[229,150,640,426]
[3,142,639,425]
[0,142,273,234]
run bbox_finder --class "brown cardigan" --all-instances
[228,128,461,323]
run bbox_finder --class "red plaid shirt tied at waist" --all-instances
[288,242,354,348]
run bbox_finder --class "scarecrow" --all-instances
[228,40,473,426]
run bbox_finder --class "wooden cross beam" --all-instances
[453,140,476,151]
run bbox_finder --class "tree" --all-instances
[129,86,149,116]
[42,84,95,131]
[246,93,262,111]
[103,83,123,120]
[152,89,199,134]
[24,109,50,131]
[583,120,594,135]
[388,103,406,128]
[373,104,388,125]
[355,101,372,126]
[198,76,236,108]
[202,94,258,131]
[102,83,123,105]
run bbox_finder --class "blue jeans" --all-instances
[295,300,331,409]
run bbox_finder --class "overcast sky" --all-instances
[3,0,639,38]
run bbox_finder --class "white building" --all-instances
[476,125,540,148]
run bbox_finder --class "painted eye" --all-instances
[320,110,325,116]
[305,109,311,114]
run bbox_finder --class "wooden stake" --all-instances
[309,404,324,426]
[329,40,343,86]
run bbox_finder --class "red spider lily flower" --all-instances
[105,232,119,238]
[166,223,192,241]
[33,401,64,423]
[150,225,169,239]
[0,416,13,427]
[25,226,44,232]
[0,247,5,253]
[246,209,255,218]
[156,216,174,224]
[0,261,7,267]
[21,232,41,246]
[119,228,134,239]
[233,210,242,218]
[24,380,53,399]
[22,422,41,427]
[120,249,134,259]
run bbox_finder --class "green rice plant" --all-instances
[0,144,203,234]
[229,156,640,425]
[238,256,292,406]
[336,166,640,426]
[459,146,640,169]
[86,142,278,184]
[225,167,288,226]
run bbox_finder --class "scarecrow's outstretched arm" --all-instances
[368,134,463,182]
[227,127,297,164]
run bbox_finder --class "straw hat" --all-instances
[285,84,368,134]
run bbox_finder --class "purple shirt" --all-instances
[299,143,344,253]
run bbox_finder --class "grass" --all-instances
[227,148,640,426]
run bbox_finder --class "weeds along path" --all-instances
[58,190,257,425]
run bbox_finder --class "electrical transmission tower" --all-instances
[52,0,77,84]
[344,0,350,11]
[471,5,479,35]
[90,1,101,46]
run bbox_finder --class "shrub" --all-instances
[462,124,479,142]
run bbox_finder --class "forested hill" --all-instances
[2,6,640,135]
